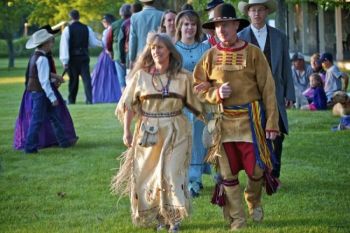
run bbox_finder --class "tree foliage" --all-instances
[0,0,33,67]
[286,0,350,10]
[26,0,131,31]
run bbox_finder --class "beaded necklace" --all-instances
[151,68,171,97]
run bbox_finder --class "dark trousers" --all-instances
[272,116,286,178]
[67,56,92,104]
[25,92,68,152]
[271,134,284,178]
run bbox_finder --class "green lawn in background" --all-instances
[0,57,349,233]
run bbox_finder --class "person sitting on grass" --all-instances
[331,91,350,116]
[331,91,350,131]
[23,29,75,153]
[301,73,327,111]
[318,52,349,105]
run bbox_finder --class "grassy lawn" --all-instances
[0,57,349,233]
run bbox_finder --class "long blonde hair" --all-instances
[130,32,183,78]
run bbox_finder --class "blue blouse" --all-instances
[175,41,210,72]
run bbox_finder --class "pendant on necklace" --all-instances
[162,87,169,97]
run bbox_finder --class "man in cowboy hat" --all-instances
[238,0,295,186]
[203,0,224,47]
[59,9,102,104]
[24,29,72,153]
[128,0,163,68]
[193,3,279,230]
[205,0,224,19]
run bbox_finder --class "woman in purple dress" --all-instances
[91,14,121,103]
[13,25,78,150]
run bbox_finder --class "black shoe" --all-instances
[60,140,76,148]
[24,149,38,154]
[190,188,199,198]
[85,100,92,104]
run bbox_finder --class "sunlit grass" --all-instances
[0,57,349,233]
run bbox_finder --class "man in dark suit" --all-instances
[238,0,295,186]
[59,9,101,104]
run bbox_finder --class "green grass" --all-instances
[0,58,349,233]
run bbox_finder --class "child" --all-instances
[332,91,350,116]
[14,26,78,151]
[331,91,350,131]
[301,73,327,111]
[24,29,73,153]
[318,52,349,103]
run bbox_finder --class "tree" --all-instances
[275,0,288,33]
[0,0,32,68]
[286,0,350,10]
[26,0,126,31]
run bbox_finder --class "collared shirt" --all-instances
[250,24,267,51]
[35,49,56,103]
[59,22,102,65]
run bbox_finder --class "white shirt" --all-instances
[59,22,102,65]
[35,49,56,103]
[102,26,111,49]
[250,24,267,51]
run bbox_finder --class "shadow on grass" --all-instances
[263,218,349,230]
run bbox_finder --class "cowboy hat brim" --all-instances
[238,0,277,16]
[202,18,250,32]
[26,30,54,49]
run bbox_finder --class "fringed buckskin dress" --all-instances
[112,68,203,227]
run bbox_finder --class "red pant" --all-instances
[222,142,256,177]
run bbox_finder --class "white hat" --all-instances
[25,29,54,49]
[140,0,153,2]
[238,0,277,16]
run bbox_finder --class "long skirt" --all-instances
[91,50,121,103]
[13,87,78,150]
[184,109,211,194]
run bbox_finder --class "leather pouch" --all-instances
[138,123,158,147]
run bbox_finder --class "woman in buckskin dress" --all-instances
[111,32,203,233]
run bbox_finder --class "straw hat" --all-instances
[238,0,277,16]
[26,29,54,49]
[202,3,250,32]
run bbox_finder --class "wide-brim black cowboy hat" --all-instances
[202,3,250,32]
[205,0,224,11]
[40,24,60,34]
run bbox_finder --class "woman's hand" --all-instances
[194,81,210,93]
[123,129,133,147]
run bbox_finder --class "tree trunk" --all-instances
[275,0,287,33]
[6,38,15,68]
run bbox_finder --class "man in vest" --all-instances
[237,0,295,186]
[59,9,101,104]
